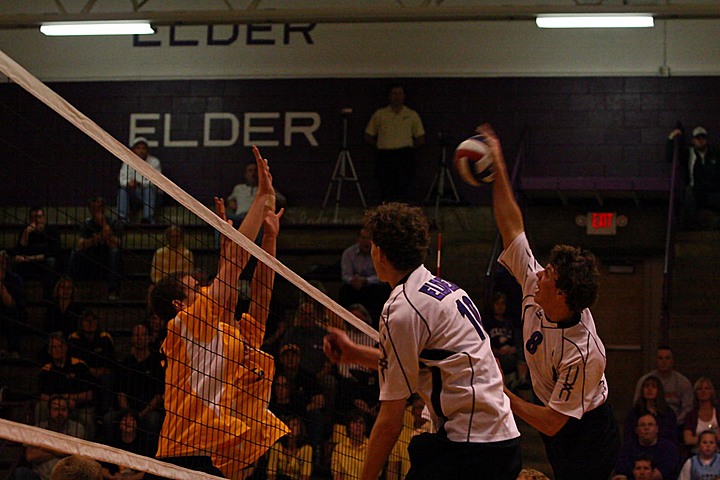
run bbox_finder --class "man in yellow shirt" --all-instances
[147,146,288,478]
[364,83,425,203]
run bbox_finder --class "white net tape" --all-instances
[0,418,223,480]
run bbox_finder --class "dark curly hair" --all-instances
[548,244,600,313]
[150,272,187,321]
[363,203,429,272]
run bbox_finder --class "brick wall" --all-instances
[1,76,717,207]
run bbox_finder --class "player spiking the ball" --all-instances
[480,124,621,480]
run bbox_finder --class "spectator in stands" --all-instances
[282,294,338,459]
[282,298,330,378]
[262,281,322,359]
[144,311,166,354]
[227,160,286,223]
[339,228,390,325]
[118,137,161,224]
[105,324,164,451]
[330,411,368,480]
[611,454,655,480]
[68,309,116,414]
[50,455,102,480]
[266,415,313,480]
[634,345,694,425]
[678,429,720,480]
[630,455,655,480]
[667,126,720,229]
[683,377,720,454]
[484,291,519,375]
[100,411,152,479]
[614,413,680,480]
[38,333,96,440]
[624,375,678,444]
[276,342,327,468]
[66,196,123,301]
[44,276,83,338]
[269,372,305,421]
[11,206,61,299]
[335,304,379,427]
[149,225,194,285]
[0,250,28,359]
[11,395,86,480]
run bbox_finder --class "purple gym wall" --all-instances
[0,76,717,207]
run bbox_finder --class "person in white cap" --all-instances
[667,126,720,228]
[117,137,162,224]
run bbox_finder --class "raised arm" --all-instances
[247,206,284,328]
[210,146,275,306]
[479,124,525,249]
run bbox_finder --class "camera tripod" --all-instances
[425,133,460,224]
[322,110,367,222]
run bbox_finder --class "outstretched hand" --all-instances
[214,196,228,223]
[252,146,275,198]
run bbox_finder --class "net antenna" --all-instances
[322,108,367,222]
[425,132,460,225]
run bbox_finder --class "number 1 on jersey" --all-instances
[456,296,486,340]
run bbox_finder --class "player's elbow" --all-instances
[540,411,570,437]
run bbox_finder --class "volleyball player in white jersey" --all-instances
[324,203,521,480]
[480,124,620,480]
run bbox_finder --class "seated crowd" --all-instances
[1,188,717,480]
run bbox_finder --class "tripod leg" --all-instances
[443,164,461,202]
[323,150,345,208]
[334,176,343,222]
[425,170,441,203]
[345,151,367,208]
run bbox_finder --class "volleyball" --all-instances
[454,135,495,186]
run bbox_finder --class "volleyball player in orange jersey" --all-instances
[148,146,288,478]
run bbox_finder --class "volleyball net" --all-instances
[0,48,424,479]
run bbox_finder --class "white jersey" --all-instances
[498,233,609,419]
[378,265,519,443]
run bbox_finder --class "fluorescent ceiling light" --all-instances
[536,15,654,28]
[40,21,155,36]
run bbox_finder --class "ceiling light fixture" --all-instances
[40,21,155,36]
[536,15,654,29]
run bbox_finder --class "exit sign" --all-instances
[587,212,616,235]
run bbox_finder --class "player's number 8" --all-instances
[525,331,543,354]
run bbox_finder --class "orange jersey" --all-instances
[157,288,288,477]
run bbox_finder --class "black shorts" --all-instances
[406,432,522,480]
[540,402,621,480]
